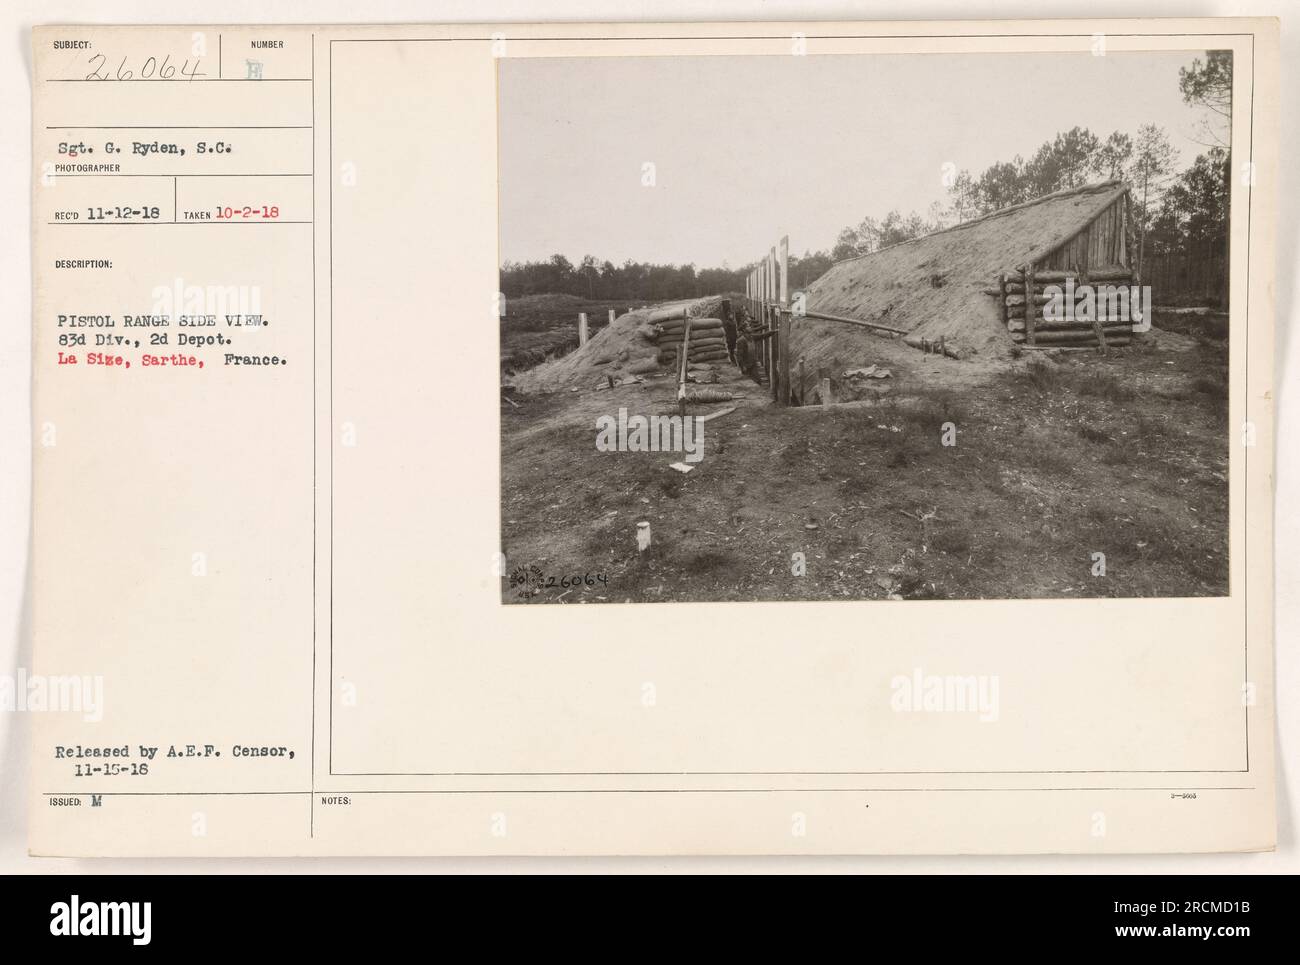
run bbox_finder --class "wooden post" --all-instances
[608,308,616,325]
[1122,192,1135,272]
[1023,265,1036,345]
[764,247,774,403]
[818,366,833,408]
[769,305,778,402]
[1124,192,1141,294]
[1082,270,1107,354]
[997,272,1008,329]
[1091,317,1109,354]
[578,312,588,345]
[762,261,771,395]
[767,251,776,398]
[779,236,789,308]
[797,357,805,406]
[778,311,792,407]
[675,340,686,418]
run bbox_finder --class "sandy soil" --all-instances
[501,325,1228,604]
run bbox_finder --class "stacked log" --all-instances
[1007,319,1133,334]
[655,316,729,365]
[993,268,1136,348]
[1016,330,1132,346]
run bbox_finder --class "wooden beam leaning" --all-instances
[1082,270,1108,354]
[790,306,907,336]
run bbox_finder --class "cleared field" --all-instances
[500,293,637,373]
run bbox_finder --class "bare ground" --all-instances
[501,320,1228,604]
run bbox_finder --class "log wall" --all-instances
[990,192,1137,349]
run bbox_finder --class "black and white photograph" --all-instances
[499,49,1234,603]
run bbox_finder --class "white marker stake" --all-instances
[578,312,588,345]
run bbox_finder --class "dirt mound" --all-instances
[508,296,728,392]
[796,181,1129,364]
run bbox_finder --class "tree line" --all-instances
[501,53,1230,303]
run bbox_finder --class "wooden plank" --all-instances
[1083,270,1107,354]
[1024,264,1036,345]
[1020,187,1127,271]
[1023,267,1133,283]
[778,312,792,407]
[696,405,737,424]
[764,305,774,403]
[1021,341,1132,351]
[764,256,774,399]
[759,257,769,400]
[1124,191,1138,281]
[779,235,789,307]
[1004,275,1132,294]
[1011,328,1131,344]
[1009,319,1133,333]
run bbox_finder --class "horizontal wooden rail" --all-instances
[776,306,907,336]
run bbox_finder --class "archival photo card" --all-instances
[25,19,1276,858]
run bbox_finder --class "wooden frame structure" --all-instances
[996,188,1140,350]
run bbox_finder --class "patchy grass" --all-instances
[501,334,1228,602]
[1151,308,1229,342]
[500,295,637,374]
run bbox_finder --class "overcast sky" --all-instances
[498,50,1223,268]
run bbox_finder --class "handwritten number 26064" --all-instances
[85,54,205,81]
